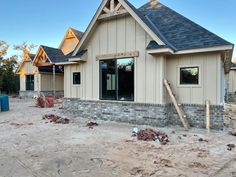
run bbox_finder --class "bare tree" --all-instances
[13,42,37,59]
[0,40,9,60]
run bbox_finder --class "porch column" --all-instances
[53,64,56,98]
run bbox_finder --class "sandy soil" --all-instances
[0,98,235,177]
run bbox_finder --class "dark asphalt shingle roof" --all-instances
[28,54,36,61]
[70,50,87,59]
[124,1,232,51]
[41,45,69,63]
[146,40,168,50]
[71,28,84,40]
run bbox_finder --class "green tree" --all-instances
[0,41,20,95]
[0,56,19,94]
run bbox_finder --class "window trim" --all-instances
[72,72,81,86]
[177,65,201,88]
[99,57,135,102]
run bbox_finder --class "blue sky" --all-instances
[0,0,235,58]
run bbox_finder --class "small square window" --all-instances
[180,67,199,85]
[73,72,81,85]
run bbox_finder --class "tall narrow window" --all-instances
[73,72,81,85]
[100,58,134,101]
[26,75,34,91]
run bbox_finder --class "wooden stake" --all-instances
[206,100,210,132]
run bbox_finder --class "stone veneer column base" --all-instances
[63,98,224,130]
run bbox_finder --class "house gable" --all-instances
[33,47,53,67]
[59,28,81,55]
[72,0,165,56]
[17,52,35,74]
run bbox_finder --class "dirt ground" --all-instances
[0,98,235,177]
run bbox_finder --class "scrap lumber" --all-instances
[164,79,190,130]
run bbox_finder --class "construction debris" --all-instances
[86,121,99,129]
[227,144,235,151]
[43,114,69,124]
[137,128,169,145]
[198,138,208,143]
[36,96,54,108]
[132,128,139,137]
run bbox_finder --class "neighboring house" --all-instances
[18,27,83,98]
[17,51,64,97]
[227,62,236,102]
[60,0,234,129]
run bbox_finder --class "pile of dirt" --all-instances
[137,128,169,145]
[42,114,69,124]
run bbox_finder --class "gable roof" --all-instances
[33,45,70,66]
[73,0,166,56]
[73,0,233,55]
[59,28,84,50]
[138,2,232,51]
[16,53,36,73]
[70,28,84,40]
[41,45,69,64]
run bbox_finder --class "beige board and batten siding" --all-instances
[19,61,39,91]
[64,15,166,104]
[166,52,223,105]
[61,38,79,55]
[228,70,236,93]
[40,73,64,91]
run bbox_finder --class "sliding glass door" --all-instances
[100,58,134,101]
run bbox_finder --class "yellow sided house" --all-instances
[59,0,233,129]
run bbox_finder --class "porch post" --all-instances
[53,64,56,98]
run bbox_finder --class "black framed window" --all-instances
[100,58,134,101]
[26,75,34,91]
[180,67,199,85]
[73,72,81,85]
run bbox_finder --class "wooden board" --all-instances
[164,79,190,130]
[96,51,139,60]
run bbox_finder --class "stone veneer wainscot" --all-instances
[63,98,224,130]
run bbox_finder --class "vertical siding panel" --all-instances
[135,21,146,103]
[205,54,217,104]
[91,30,100,100]
[116,18,126,53]
[191,54,204,104]
[100,22,108,54]
[108,20,117,54]
[145,34,155,103]
[178,55,191,103]
[126,16,136,51]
